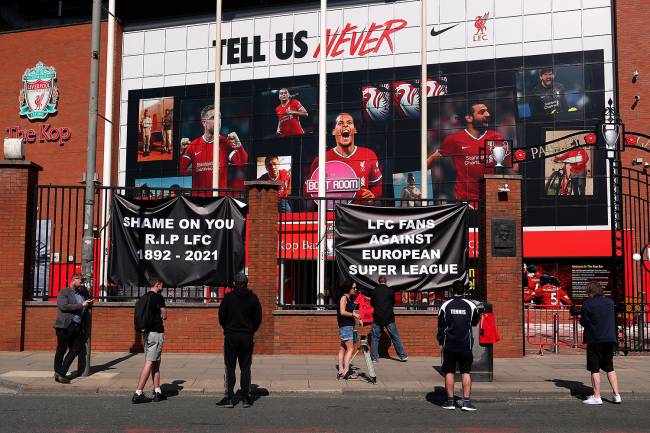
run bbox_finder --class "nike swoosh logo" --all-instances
[430,24,458,37]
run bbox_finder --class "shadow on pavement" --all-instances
[547,379,591,400]
[425,386,449,407]
[89,352,138,375]
[161,379,185,397]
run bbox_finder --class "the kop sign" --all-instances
[4,61,72,146]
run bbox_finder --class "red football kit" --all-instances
[307,145,383,199]
[275,99,305,136]
[258,169,291,197]
[524,284,572,307]
[180,135,248,195]
[554,148,589,175]
[527,272,542,292]
[439,129,502,201]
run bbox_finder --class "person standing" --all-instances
[369,276,408,363]
[336,279,360,380]
[400,173,422,207]
[217,273,262,408]
[275,88,308,137]
[161,109,173,154]
[437,281,480,411]
[53,273,93,384]
[580,282,622,405]
[140,109,153,156]
[553,147,589,196]
[132,276,167,404]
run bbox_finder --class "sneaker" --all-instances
[399,356,409,362]
[216,396,234,408]
[461,400,477,411]
[131,393,152,404]
[242,396,253,408]
[54,373,70,384]
[613,394,622,404]
[153,391,166,402]
[583,395,603,405]
[371,358,378,363]
[441,399,455,410]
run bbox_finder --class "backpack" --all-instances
[134,292,153,333]
[478,312,501,345]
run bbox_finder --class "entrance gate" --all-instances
[616,131,650,352]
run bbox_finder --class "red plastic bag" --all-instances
[479,312,501,344]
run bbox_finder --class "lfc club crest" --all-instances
[473,12,489,42]
[19,62,59,120]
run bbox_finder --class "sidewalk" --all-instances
[1,352,649,399]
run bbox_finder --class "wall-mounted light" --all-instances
[498,183,510,192]
[632,69,639,83]
[600,99,622,159]
[3,137,24,160]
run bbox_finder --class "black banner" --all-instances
[109,195,247,287]
[334,203,468,291]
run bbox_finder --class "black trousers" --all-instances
[53,323,84,376]
[223,333,254,397]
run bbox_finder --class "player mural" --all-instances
[124,50,607,227]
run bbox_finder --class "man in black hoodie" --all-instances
[579,281,621,405]
[216,273,262,408]
[437,281,480,411]
[369,276,408,362]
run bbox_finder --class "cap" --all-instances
[72,273,85,281]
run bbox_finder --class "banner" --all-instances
[109,195,247,287]
[334,203,468,291]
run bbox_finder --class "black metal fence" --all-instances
[277,196,480,310]
[618,166,650,352]
[30,185,245,303]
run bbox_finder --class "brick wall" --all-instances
[0,22,122,186]
[246,182,281,354]
[616,0,650,158]
[24,303,223,353]
[0,162,41,350]
[479,175,524,358]
[273,312,441,356]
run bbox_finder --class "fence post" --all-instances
[0,161,42,351]
[552,313,559,353]
[245,181,281,354]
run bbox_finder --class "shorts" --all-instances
[339,325,354,342]
[144,331,164,362]
[586,342,615,373]
[441,349,473,374]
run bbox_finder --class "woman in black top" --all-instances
[337,279,360,380]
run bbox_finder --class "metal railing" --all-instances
[277,196,480,309]
[525,304,584,354]
[30,185,245,303]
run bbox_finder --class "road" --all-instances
[0,394,647,433]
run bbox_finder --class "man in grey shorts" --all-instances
[132,276,167,404]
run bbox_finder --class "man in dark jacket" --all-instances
[579,281,621,405]
[53,273,93,384]
[437,281,480,411]
[217,273,262,408]
[369,276,407,362]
